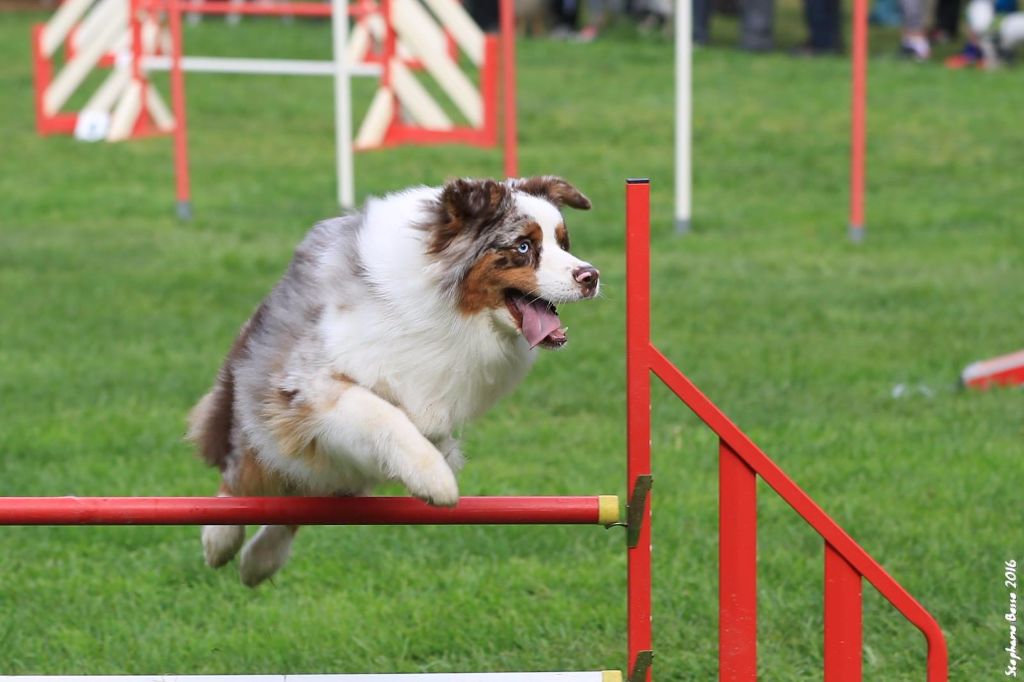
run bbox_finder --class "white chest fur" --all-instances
[320,301,535,439]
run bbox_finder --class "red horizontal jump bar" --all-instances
[0,496,618,526]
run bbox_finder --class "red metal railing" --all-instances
[624,178,948,681]
[0,496,614,526]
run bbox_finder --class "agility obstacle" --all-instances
[31,0,518,215]
[0,180,947,680]
[671,0,868,240]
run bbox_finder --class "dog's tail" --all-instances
[187,305,267,470]
[186,364,235,471]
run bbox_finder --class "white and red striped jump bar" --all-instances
[961,349,1024,389]
[0,496,619,526]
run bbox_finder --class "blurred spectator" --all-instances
[465,0,499,31]
[579,0,623,40]
[870,0,901,26]
[932,0,963,39]
[550,0,580,35]
[694,0,775,50]
[794,0,842,54]
[946,0,1024,66]
[899,0,931,58]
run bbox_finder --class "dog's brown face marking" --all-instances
[458,222,543,315]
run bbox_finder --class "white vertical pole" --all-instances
[674,0,692,234]
[332,0,355,210]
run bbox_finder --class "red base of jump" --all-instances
[0,496,612,526]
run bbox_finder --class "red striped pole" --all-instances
[167,0,192,220]
[499,0,518,178]
[849,0,868,241]
[625,178,653,682]
[0,496,618,526]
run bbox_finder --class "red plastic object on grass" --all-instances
[961,349,1024,389]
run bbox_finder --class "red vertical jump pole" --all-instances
[625,178,653,682]
[719,440,757,680]
[498,0,518,178]
[167,0,193,220]
[381,0,398,136]
[849,0,868,242]
[31,25,51,136]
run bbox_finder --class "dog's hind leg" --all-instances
[201,483,246,568]
[239,524,299,587]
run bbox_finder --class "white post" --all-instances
[674,0,692,234]
[332,0,355,210]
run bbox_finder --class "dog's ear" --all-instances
[511,176,592,211]
[440,178,510,222]
[431,178,511,254]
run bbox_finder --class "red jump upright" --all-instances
[623,178,947,681]
[849,0,868,241]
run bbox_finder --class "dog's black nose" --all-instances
[573,266,600,291]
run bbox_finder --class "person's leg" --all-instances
[465,0,499,31]
[693,0,713,43]
[740,0,774,49]
[551,0,579,28]
[899,0,930,57]
[804,0,840,50]
[935,0,963,38]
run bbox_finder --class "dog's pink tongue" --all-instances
[514,297,562,348]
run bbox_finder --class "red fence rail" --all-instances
[624,178,947,681]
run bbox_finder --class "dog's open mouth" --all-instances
[505,290,567,349]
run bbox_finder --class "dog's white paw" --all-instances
[238,525,295,587]
[406,460,459,507]
[202,524,245,568]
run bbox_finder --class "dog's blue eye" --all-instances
[516,242,530,254]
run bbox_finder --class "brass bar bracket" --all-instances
[626,474,652,549]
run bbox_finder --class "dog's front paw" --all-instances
[406,461,459,507]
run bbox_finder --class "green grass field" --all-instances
[1,7,1022,679]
